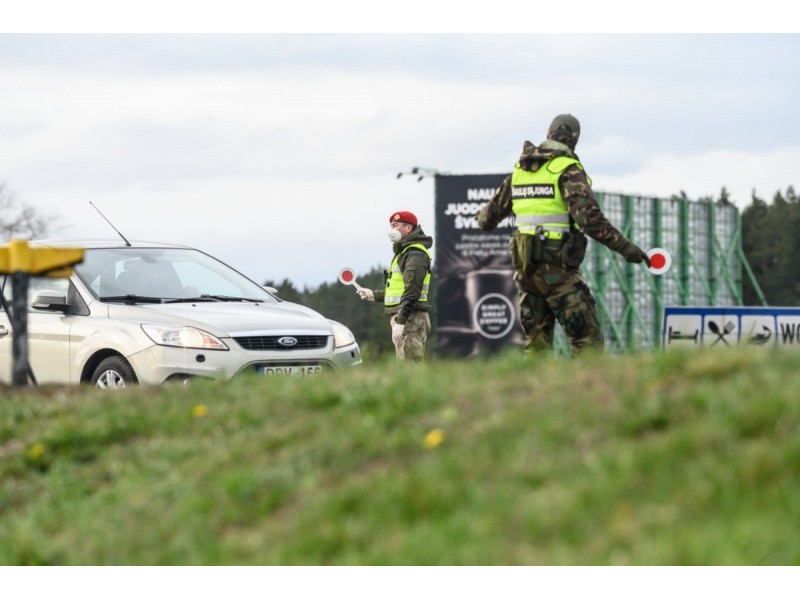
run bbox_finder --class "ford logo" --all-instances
[277,336,298,347]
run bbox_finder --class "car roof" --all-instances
[31,239,195,250]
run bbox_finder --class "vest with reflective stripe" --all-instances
[384,244,432,307]
[511,156,589,238]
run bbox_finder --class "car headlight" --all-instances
[329,320,356,348]
[141,324,229,350]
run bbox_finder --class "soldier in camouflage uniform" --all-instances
[357,211,433,361]
[477,114,650,356]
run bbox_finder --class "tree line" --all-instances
[740,187,799,306]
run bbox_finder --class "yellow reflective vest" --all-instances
[510,156,590,239]
[384,243,432,307]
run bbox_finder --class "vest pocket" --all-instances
[509,234,522,271]
[510,232,534,272]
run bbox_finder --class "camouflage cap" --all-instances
[547,113,581,149]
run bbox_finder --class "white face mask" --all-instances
[388,229,402,243]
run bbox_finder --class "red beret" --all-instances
[389,211,418,226]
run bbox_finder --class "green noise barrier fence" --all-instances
[561,193,767,354]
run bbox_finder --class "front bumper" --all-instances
[126,337,361,384]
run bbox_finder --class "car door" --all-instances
[0,275,75,384]
[26,276,75,383]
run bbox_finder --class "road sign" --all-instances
[663,306,800,349]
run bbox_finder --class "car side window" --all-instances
[1,275,65,304]
[28,277,70,301]
[1,276,86,315]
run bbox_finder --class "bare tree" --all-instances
[0,182,58,242]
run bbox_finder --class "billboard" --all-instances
[434,174,524,357]
[662,306,800,349]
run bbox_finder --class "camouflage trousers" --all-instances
[516,262,604,356]
[391,311,431,362]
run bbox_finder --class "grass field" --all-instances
[1,346,799,565]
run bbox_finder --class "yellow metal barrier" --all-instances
[0,238,85,277]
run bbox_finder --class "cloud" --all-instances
[594,147,800,207]
[1,34,799,288]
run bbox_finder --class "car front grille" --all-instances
[233,335,330,351]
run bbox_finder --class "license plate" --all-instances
[259,365,322,376]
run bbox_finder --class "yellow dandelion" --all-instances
[192,404,209,418]
[423,428,445,449]
[28,443,46,461]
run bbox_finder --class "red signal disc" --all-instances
[338,268,356,284]
[650,253,667,270]
[646,248,672,275]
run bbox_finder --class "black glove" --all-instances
[621,241,650,267]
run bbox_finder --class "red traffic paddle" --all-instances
[338,267,365,291]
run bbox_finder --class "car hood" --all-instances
[100,300,333,337]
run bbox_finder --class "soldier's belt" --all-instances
[519,229,567,240]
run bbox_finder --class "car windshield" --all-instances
[74,247,277,304]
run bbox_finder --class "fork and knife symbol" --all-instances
[707,320,734,346]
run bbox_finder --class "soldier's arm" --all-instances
[477,175,514,231]
[394,251,429,325]
[561,166,633,253]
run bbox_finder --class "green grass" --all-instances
[2,347,800,565]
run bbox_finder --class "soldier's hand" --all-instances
[392,322,405,344]
[621,242,650,267]
[357,288,375,301]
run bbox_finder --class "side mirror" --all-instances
[31,290,69,313]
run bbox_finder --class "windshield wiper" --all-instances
[163,296,221,304]
[199,294,263,302]
[163,294,262,304]
[99,295,165,305]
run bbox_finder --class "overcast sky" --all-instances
[1,27,798,288]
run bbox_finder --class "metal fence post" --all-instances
[10,271,30,385]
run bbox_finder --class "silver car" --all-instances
[0,240,361,387]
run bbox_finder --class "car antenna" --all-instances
[89,201,131,246]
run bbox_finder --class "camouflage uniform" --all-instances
[372,226,434,362]
[390,311,431,361]
[478,124,648,356]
